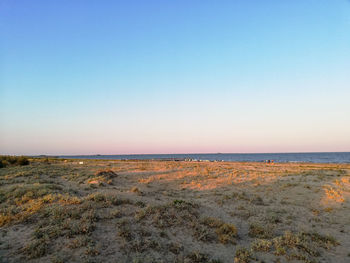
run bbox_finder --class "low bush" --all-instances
[248,222,273,239]
[234,247,253,263]
[0,155,30,168]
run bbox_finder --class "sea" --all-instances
[57,152,350,163]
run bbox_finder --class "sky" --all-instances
[1,0,350,155]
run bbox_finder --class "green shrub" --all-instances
[7,156,18,164]
[17,156,30,166]
[0,155,30,167]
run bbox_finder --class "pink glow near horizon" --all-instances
[1,1,350,155]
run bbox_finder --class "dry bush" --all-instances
[201,217,238,244]
[234,247,253,263]
[251,239,272,252]
[216,223,238,244]
[95,169,118,179]
[248,222,273,239]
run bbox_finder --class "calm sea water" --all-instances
[58,152,350,163]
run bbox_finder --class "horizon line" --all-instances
[4,151,348,156]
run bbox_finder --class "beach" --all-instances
[1,159,350,262]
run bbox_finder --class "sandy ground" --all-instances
[0,159,349,263]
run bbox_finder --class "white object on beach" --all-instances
[79,161,84,164]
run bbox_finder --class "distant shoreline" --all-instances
[30,152,350,164]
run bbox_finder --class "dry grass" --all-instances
[0,158,349,262]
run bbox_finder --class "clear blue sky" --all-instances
[1,0,350,155]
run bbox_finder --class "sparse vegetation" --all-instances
[270,231,339,261]
[0,158,348,262]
